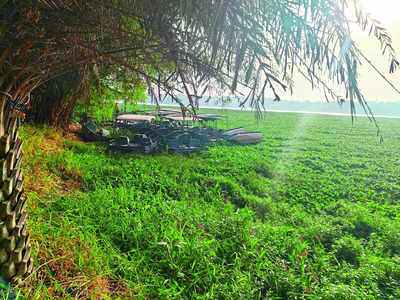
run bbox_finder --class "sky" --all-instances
[283,0,400,102]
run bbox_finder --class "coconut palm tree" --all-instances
[24,0,400,117]
[1,0,399,283]
[0,93,34,283]
[0,1,40,283]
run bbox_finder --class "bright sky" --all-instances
[357,0,399,27]
[284,0,400,102]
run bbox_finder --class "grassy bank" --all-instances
[15,110,400,298]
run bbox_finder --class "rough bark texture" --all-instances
[28,71,83,129]
[0,98,33,283]
[29,93,77,130]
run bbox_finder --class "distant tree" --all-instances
[0,0,399,283]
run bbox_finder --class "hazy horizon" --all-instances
[281,0,400,103]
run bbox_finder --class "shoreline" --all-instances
[140,103,400,120]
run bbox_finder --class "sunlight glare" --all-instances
[355,0,400,27]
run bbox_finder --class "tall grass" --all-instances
[16,111,400,299]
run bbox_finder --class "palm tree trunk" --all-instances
[0,97,33,283]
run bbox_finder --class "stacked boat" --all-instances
[82,109,263,153]
[221,127,262,144]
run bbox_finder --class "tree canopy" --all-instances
[1,0,399,122]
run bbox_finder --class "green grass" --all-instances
[17,110,400,299]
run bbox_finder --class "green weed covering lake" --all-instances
[20,111,400,299]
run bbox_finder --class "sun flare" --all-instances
[356,0,400,27]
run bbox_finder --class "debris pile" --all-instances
[82,110,262,153]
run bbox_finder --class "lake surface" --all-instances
[142,97,400,119]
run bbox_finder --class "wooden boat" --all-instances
[222,127,246,137]
[116,114,155,122]
[160,108,182,113]
[158,110,178,116]
[228,132,262,144]
[165,114,200,122]
[142,108,181,116]
[166,138,208,153]
[108,135,157,153]
[197,113,226,121]
[82,122,110,142]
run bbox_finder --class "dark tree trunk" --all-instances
[28,71,82,129]
[29,93,79,130]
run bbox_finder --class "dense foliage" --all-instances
[1,0,398,121]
